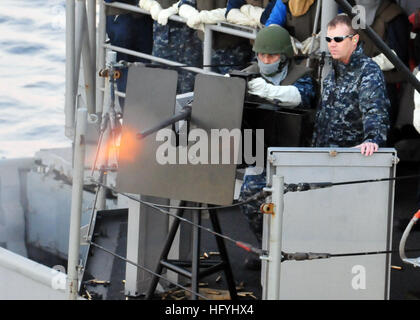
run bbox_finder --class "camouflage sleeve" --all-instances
[292,75,316,109]
[358,62,390,146]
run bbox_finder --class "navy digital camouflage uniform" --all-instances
[312,44,390,148]
[239,62,316,242]
[194,0,254,75]
[211,43,254,75]
[239,169,266,242]
[105,0,153,108]
[152,0,203,94]
[211,0,277,75]
[285,74,315,109]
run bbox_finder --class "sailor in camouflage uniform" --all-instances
[239,168,266,243]
[243,26,316,108]
[105,0,154,108]
[188,0,276,75]
[143,0,203,94]
[312,15,390,155]
[239,26,316,260]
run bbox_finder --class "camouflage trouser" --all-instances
[152,21,203,94]
[211,42,254,75]
[239,169,266,243]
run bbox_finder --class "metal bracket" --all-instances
[260,255,270,262]
[260,203,275,215]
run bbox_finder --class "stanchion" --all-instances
[67,107,88,300]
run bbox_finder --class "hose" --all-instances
[399,210,420,262]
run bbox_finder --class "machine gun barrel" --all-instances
[136,106,192,140]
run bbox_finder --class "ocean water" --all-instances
[0,0,70,159]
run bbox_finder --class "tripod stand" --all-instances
[145,202,238,300]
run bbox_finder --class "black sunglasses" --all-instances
[325,34,355,43]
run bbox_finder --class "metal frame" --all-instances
[65,0,406,301]
[65,0,259,138]
[98,1,257,111]
[65,0,97,139]
[67,108,88,300]
[262,147,397,300]
[261,175,284,300]
[65,1,261,300]
[65,0,75,139]
[144,204,238,300]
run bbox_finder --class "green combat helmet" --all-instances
[253,25,294,58]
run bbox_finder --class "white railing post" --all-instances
[67,108,88,300]
[266,175,284,300]
[96,0,107,114]
[203,24,213,72]
[65,0,76,139]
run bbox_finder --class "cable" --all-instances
[285,174,420,193]
[88,241,209,300]
[93,180,265,256]
[330,174,420,187]
[84,183,212,300]
[90,173,420,256]
[282,248,420,262]
[139,192,266,211]
[91,178,266,211]
[330,248,420,259]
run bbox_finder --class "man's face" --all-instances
[257,53,281,64]
[327,23,358,64]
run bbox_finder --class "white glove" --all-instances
[139,0,155,11]
[150,1,162,20]
[198,8,226,24]
[186,12,203,29]
[157,1,179,26]
[187,8,226,31]
[178,4,202,29]
[372,51,395,71]
[413,71,420,133]
[240,4,264,28]
[178,4,198,19]
[248,77,302,107]
[226,8,254,26]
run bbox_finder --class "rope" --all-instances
[282,248,420,262]
[285,174,420,193]
[88,241,209,300]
